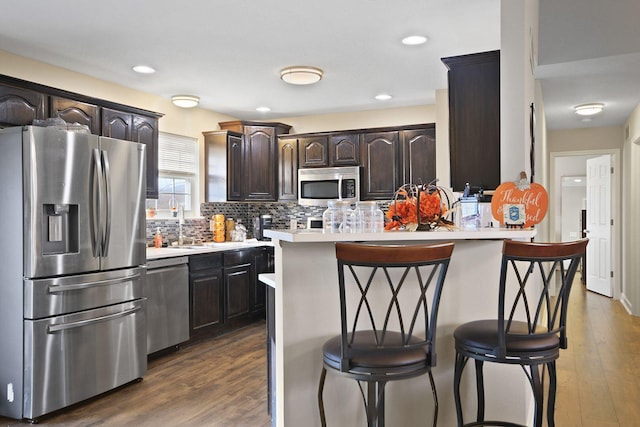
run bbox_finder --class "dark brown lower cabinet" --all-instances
[189,253,224,340]
[188,247,268,341]
[224,263,252,320]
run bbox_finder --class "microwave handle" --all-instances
[338,175,343,200]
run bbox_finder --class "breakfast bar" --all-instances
[264,227,537,427]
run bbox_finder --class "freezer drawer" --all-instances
[23,299,147,420]
[24,267,144,319]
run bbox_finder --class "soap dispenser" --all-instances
[154,227,163,248]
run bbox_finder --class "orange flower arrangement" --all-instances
[385,183,453,231]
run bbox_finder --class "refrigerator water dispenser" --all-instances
[42,204,78,254]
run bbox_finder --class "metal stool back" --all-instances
[318,242,455,427]
[453,238,588,427]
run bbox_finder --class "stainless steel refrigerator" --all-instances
[0,126,147,421]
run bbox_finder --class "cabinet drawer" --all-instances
[223,249,254,266]
[189,253,223,271]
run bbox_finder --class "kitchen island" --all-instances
[264,227,537,427]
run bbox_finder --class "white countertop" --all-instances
[258,273,276,288]
[264,227,536,243]
[146,239,273,260]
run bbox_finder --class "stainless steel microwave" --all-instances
[298,166,360,207]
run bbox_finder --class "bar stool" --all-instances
[453,238,588,427]
[318,242,455,427]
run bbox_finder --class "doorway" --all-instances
[550,149,621,299]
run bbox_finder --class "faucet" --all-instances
[178,204,185,246]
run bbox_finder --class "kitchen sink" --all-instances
[166,241,251,250]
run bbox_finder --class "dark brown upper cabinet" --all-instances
[219,121,292,202]
[132,114,159,199]
[298,136,328,168]
[280,124,434,201]
[0,84,47,127]
[50,97,100,134]
[330,134,359,166]
[101,107,133,141]
[442,50,500,192]
[402,127,436,186]
[360,131,401,200]
[278,137,298,201]
[0,74,163,199]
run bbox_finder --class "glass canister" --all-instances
[322,200,355,233]
[355,201,385,232]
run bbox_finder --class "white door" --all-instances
[585,155,612,297]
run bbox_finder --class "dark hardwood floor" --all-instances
[2,284,639,426]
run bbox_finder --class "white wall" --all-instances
[622,103,640,315]
[500,0,539,184]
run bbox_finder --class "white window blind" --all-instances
[158,132,198,175]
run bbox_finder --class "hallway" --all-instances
[555,284,640,426]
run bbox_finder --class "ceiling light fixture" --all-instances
[280,66,323,85]
[402,35,428,46]
[132,65,155,74]
[574,103,604,116]
[256,106,271,113]
[375,93,392,101]
[171,95,200,108]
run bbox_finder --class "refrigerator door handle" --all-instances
[47,273,142,293]
[101,150,112,257]
[92,148,104,258]
[47,305,142,333]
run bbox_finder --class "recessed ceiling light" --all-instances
[171,95,200,108]
[280,66,323,85]
[132,65,155,74]
[574,103,604,116]
[402,35,428,46]
[375,93,392,101]
[256,106,271,113]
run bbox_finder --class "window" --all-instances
[157,132,199,217]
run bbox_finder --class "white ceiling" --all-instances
[537,0,640,129]
[1,0,638,130]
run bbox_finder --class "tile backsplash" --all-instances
[146,201,329,246]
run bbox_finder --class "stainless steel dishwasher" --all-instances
[146,256,190,354]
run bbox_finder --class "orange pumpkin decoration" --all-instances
[491,180,548,228]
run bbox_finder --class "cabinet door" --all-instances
[330,134,359,166]
[227,133,244,201]
[0,84,46,127]
[243,126,277,201]
[49,97,100,134]
[360,131,401,200]
[252,248,269,313]
[102,107,133,140]
[224,264,252,320]
[402,128,436,186]
[298,136,328,168]
[132,114,159,198]
[278,138,298,201]
[442,51,500,191]
[190,269,223,334]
